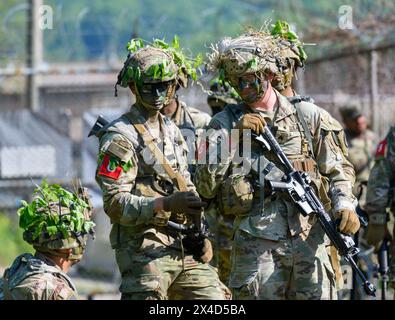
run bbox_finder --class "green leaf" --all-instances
[153,38,169,49]
[172,35,180,49]
[194,53,203,68]
[46,225,57,236]
[246,58,257,70]
[126,38,144,53]
[190,69,197,81]
[32,221,45,240]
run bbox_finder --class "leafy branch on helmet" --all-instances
[270,20,307,63]
[121,35,202,88]
[17,180,95,241]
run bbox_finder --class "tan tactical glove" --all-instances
[163,191,206,215]
[334,208,360,235]
[365,224,393,248]
[235,113,266,135]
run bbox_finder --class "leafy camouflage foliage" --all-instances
[17,180,95,241]
[270,20,307,62]
[121,36,202,87]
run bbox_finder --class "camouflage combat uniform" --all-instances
[0,183,94,301]
[164,98,236,283]
[0,253,77,300]
[345,128,378,202]
[170,98,211,132]
[365,125,395,288]
[195,92,355,300]
[95,104,227,300]
[167,97,211,177]
[205,84,241,284]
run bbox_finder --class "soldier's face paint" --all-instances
[139,80,175,110]
[229,74,267,104]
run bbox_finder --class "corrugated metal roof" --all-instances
[0,110,73,180]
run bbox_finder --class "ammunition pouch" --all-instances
[292,158,331,211]
[218,174,254,216]
[134,175,186,225]
[134,175,174,197]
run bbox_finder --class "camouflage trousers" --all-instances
[229,225,337,300]
[115,232,230,300]
[206,209,234,285]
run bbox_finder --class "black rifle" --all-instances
[167,213,211,261]
[254,126,377,296]
[350,189,369,300]
[374,239,390,300]
[88,115,109,137]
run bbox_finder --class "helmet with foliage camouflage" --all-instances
[116,36,202,92]
[18,180,95,261]
[119,46,178,87]
[206,30,279,88]
[207,77,240,114]
[270,20,308,91]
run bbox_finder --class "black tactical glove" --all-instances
[163,191,206,215]
[183,234,213,264]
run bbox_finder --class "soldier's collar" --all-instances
[272,90,297,123]
[34,252,62,271]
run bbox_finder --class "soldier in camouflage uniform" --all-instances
[269,21,355,189]
[195,31,360,300]
[162,97,211,133]
[161,93,211,179]
[365,125,395,294]
[268,21,357,290]
[0,182,95,300]
[204,80,241,284]
[94,41,228,300]
[340,107,378,202]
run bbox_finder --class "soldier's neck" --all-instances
[280,86,296,98]
[135,103,160,123]
[161,98,178,118]
[39,252,74,273]
[250,83,278,112]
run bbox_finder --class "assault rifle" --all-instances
[374,239,390,300]
[253,126,377,296]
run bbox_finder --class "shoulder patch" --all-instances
[375,139,387,158]
[106,139,133,162]
[98,154,122,179]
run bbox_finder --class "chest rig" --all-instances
[225,99,317,178]
[102,108,188,200]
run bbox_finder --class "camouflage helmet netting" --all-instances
[118,46,178,88]
[206,32,280,80]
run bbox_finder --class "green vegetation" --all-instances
[0,213,33,267]
[18,180,95,241]
[0,0,394,66]
[119,36,202,87]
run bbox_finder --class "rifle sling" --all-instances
[124,110,188,192]
[293,102,315,158]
